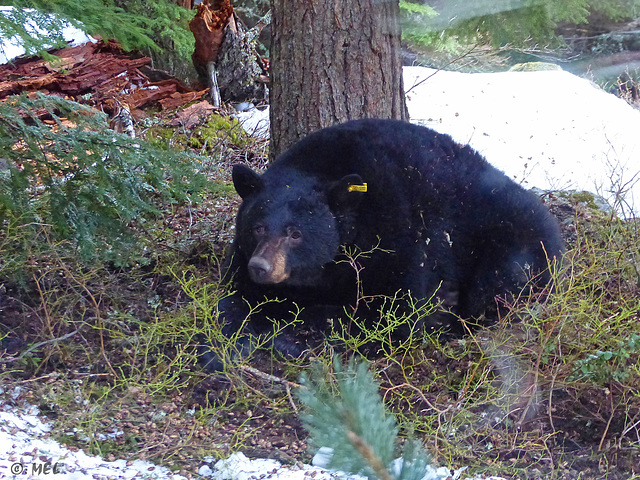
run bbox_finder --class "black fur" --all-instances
[201,119,564,371]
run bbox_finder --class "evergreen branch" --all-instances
[0,93,213,274]
[346,430,395,480]
[298,357,440,480]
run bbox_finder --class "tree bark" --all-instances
[269,0,408,159]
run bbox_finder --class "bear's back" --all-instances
[270,119,485,182]
[265,119,508,215]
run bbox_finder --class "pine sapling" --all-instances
[298,357,449,480]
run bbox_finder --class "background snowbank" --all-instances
[404,66,640,216]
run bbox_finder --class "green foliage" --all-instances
[2,0,159,54]
[0,6,69,57]
[327,243,440,360]
[401,0,640,50]
[399,0,457,53]
[188,116,253,152]
[172,268,255,375]
[549,0,591,24]
[111,0,195,58]
[1,1,196,77]
[459,3,558,49]
[0,93,212,271]
[110,0,196,76]
[399,0,437,17]
[587,0,640,21]
[299,358,397,477]
[145,115,253,156]
[328,291,439,360]
[572,332,640,384]
[401,0,559,50]
[298,357,439,480]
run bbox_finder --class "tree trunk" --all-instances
[269,0,408,159]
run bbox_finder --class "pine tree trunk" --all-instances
[269,0,408,159]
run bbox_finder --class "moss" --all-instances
[218,182,238,195]
[146,115,251,155]
[145,127,183,150]
[569,191,598,208]
[188,116,251,151]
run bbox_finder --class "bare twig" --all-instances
[239,364,302,412]
[0,329,79,364]
[239,364,301,388]
[599,388,616,451]
[405,45,477,95]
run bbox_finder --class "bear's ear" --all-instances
[232,164,263,199]
[329,174,366,214]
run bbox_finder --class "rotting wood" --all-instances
[189,0,268,104]
[0,39,209,119]
[190,0,234,106]
[190,0,234,71]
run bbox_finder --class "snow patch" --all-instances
[404,67,640,216]
[0,388,188,480]
[236,67,640,216]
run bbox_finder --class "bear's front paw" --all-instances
[271,332,307,359]
[196,334,253,374]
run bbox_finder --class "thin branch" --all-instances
[239,364,301,389]
[404,45,477,95]
[1,329,79,364]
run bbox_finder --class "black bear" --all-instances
[202,119,563,371]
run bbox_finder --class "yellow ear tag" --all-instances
[348,183,368,193]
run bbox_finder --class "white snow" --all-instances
[404,66,640,217]
[209,451,461,480]
[235,106,271,139]
[0,388,504,480]
[0,389,189,480]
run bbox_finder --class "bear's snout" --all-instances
[248,256,272,282]
[247,238,290,284]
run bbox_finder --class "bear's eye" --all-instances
[253,224,266,236]
[288,227,302,240]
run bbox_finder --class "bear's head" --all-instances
[231,164,365,287]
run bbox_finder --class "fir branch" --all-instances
[298,357,439,480]
[345,430,395,480]
[0,93,213,273]
[298,358,397,478]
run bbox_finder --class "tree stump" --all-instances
[190,0,268,106]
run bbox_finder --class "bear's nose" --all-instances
[248,256,272,282]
